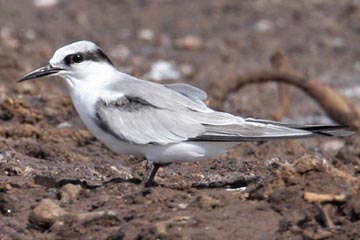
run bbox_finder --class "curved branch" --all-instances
[216,69,360,132]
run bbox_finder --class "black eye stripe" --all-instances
[64,49,113,66]
[64,54,83,65]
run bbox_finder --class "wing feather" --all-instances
[96,74,351,145]
[165,83,207,100]
[95,96,205,145]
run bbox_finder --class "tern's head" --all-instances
[18,40,114,83]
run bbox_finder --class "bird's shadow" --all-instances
[34,175,141,189]
[34,174,260,190]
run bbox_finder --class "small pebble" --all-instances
[137,29,155,42]
[59,183,82,204]
[320,139,345,153]
[180,64,196,78]
[178,203,188,209]
[33,0,59,8]
[175,35,203,50]
[254,19,274,33]
[29,198,67,228]
[57,121,73,128]
[144,61,181,81]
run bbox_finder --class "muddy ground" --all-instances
[1,0,360,239]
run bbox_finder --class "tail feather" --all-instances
[245,118,353,137]
[190,118,354,142]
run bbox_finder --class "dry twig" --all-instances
[270,51,292,121]
[304,192,346,203]
[216,67,360,132]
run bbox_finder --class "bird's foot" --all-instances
[143,163,170,187]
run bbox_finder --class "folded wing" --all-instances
[94,95,351,145]
[97,75,352,145]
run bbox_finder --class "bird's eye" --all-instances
[72,54,84,63]
[64,53,84,65]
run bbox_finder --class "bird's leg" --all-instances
[143,163,170,187]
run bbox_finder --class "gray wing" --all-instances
[106,74,211,112]
[95,96,205,145]
[94,95,343,145]
[96,74,350,145]
[94,94,246,145]
[165,83,207,100]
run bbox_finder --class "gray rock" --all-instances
[59,183,82,204]
[28,198,67,228]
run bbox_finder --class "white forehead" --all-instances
[49,40,99,64]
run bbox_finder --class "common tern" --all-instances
[19,41,352,186]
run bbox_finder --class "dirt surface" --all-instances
[1,0,360,239]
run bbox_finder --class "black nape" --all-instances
[94,49,113,65]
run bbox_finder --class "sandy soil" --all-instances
[1,0,360,239]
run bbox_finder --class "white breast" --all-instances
[65,79,145,156]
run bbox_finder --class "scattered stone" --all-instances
[57,121,73,128]
[59,183,82,204]
[29,199,67,228]
[33,0,59,8]
[179,63,196,78]
[29,198,119,230]
[144,61,181,81]
[320,139,345,153]
[254,19,274,32]
[175,35,203,50]
[137,29,155,42]
[178,203,188,209]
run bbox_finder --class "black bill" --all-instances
[18,63,63,82]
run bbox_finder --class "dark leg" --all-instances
[144,163,161,187]
[143,163,170,187]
